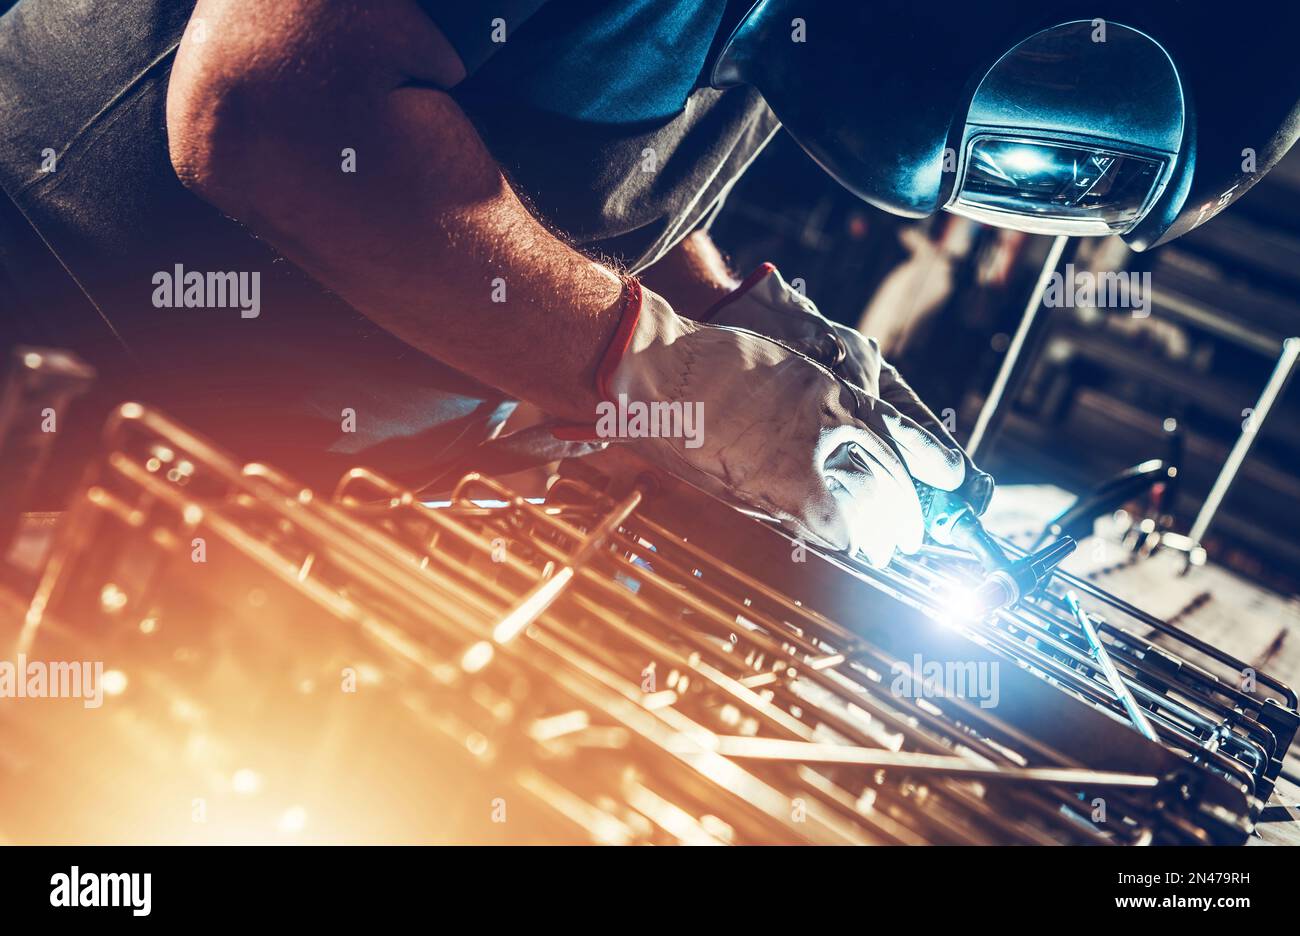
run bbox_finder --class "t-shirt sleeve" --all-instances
[416,1,550,77]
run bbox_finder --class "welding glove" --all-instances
[703,263,994,515]
[593,281,967,567]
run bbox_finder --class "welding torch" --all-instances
[914,481,1076,614]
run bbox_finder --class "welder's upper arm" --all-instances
[167,0,467,200]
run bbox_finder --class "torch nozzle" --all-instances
[915,483,1075,614]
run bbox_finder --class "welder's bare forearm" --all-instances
[166,0,623,422]
[640,231,738,316]
[215,86,626,421]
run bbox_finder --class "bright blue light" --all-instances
[998,146,1055,175]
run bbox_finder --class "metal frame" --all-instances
[1188,336,1300,544]
[966,233,1071,458]
[7,404,1276,843]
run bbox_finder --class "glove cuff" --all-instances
[594,275,645,401]
[553,278,692,442]
[699,262,776,322]
[548,276,645,443]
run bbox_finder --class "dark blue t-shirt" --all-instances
[424,0,779,271]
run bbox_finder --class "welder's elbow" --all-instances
[165,43,303,218]
[166,70,258,216]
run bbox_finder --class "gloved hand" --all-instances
[702,263,994,515]
[594,280,967,567]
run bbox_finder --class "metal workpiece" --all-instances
[593,465,1277,840]
[2,405,1289,843]
[881,539,1295,810]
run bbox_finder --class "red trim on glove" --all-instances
[548,275,642,443]
[594,276,643,402]
[699,261,776,322]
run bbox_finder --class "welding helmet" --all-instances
[713,1,1300,249]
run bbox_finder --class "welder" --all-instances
[0,1,1296,568]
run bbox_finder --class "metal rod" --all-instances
[990,529,1297,707]
[1188,336,1300,545]
[1065,591,1160,743]
[680,735,1160,788]
[967,233,1070,459]
[493,484,645,643]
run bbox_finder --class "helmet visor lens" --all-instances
[948,136,1165,235]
